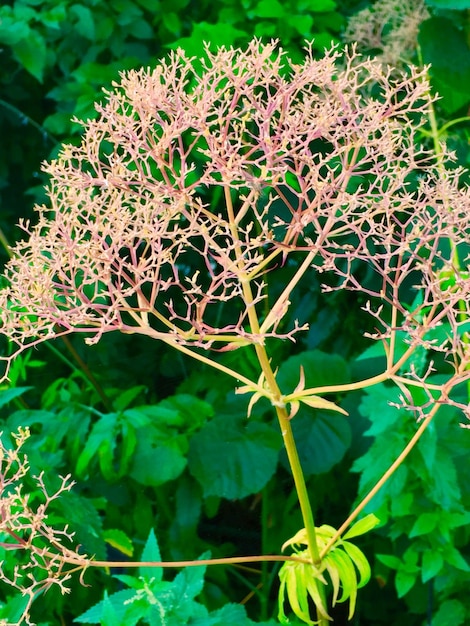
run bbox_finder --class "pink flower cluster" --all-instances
[1,40,470,408]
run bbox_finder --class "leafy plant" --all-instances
[1,35,470,625]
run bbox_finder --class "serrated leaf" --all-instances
[74,589,137,624]
[54,490,105,559]
[209,602,272,625]
[343,514,380,540]
[139,529,163,581]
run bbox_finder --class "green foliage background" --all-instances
[2,0,470,624]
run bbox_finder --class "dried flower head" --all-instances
[0,429,87,626]
[1,39,470,418]
[344,0,430,65]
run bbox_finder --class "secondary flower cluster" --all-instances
[0,429,86,625]
[1,40,470,399]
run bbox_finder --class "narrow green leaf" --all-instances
[376,554,401,570]
[104,529,134,558]
[342,542,371,587]
[0,386,32,409]
[343,514,380,540]
[305,573,330,620]
[113,385,147,411]
[75,413,118,478]
[300,394,348,415]
[326,549,356,606]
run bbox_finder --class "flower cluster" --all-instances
[344,0,429,65]
[1,40,470,413]
[0,429,86,626]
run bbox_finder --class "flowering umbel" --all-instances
[1,39,470,415]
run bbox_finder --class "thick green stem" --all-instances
[223,186,328,624]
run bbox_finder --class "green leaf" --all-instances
[422,550,443,583]
[209,602,276,625]
[426,0,470,7]
[0,593,32,624]
[252,0,286,18]
[75,412,119,479]
[343,514,380,540]
[104,529,134,558]
[100,593,120,626]
[342,542,372,587]
[433,599,466,626]
[277,350,350,392]
[299,394,348,415]
[169,22,247,56]
[0,386,32,409]
[395,570,417,598]
[284,410,351,475]
[419,18,470,113]
[174,560,207,599]
[113,385,147,411]
[189,416,281,499]
[158,394,213,429]
[409,512,439,538]
[70,4,96,40]
[376,554,401,570]
[298,0,337,9]
[442,546,470,571]
[129,433,187,486]
[12,29,46,81]
[139,529,163,581]
[0,16,30,45]
[74,589,139,624]
[54,491,106,560]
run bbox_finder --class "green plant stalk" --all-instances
[260,485,270,622]
[320,398,443,559]
[223,186,328,625]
